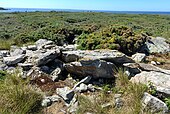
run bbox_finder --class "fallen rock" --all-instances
[10,46,26,56]
[3,54,25,65]
[65,59,115,79]
[75,83,88,93]
[41,98,52,107]
[63,50,134,64]
[50,67,62,81]
[130,71,170,96]
[124,63,170,75]
[18,63,33,71]
[142,92,168,113]
[56,87,74,102]
[140,37,170,54]
[131,53,146,63]
[62,51,80,63]
[73,76,92,90]
[36,39,54,50]
[0,50,9,57]
[35,50,60,66]
[27,45,37,51]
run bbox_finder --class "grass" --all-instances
[76,68,148,114]
[0,70,43,114]
[0,39,14,50]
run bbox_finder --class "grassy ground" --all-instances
[76,69,149,114]
[0,70,42,114]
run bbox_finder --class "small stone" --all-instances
[41,98,52,107]
[114,94,122,99]
[41,79,45,83]
[27,45,37,51]
[151,61,157,65]
[78,83,88,92]
[56,87,74,102]
[131,53,146,63]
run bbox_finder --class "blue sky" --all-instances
[0,0,170,11]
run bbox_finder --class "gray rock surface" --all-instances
[35,39,54,50]
[65,59,115,79]
[0,50,9,57]
[10,46,26,56]
[140,37,170,54]
[142,92,168,113]
[63,50,134,64]
[62,51,80,63]
[130,71,170,96]
[56,87,74,102]
[3,54,25,65]
[35,49,60,66]
[131,53,146,63]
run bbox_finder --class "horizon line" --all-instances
[3,7,170,12]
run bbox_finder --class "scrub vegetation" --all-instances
[0,12,170,54]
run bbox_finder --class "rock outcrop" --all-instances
[65,59,115,79]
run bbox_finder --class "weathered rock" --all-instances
[35,50,60,66]
[131,53,146,63]
[18,63,33,71]
[56,87,74,102]
[50,67,62,81]
[41,98,52,107]
[40,66,50,73]
[0,64,7,70]
[75,83,88,93]
[10,46,26,56]
[140,37,170,54]
[123,63,141,76]
[73,76,92,90]
[62,51,80,63]
[27,45,37,51]
[124,63,170,75]
[0,50,9,57]
[3,54,25,65]
[46,95,62,102]
[142,92,168,113]
[138,63,170,75]
[130,71,170,96]
[65,59,115,79]
[35,39,54,50]
[64,44,77,51]
[63,50,134,64]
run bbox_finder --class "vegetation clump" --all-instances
[77,26,147,55]
[0,71,42,113]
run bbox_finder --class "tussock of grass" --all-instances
[0,39,14,50]
[77,68,148,114]
[0,71,42,113]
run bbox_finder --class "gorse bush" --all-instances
[0,71,42,113]
[77,26,147,55]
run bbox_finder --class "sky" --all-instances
[0,0,170,11]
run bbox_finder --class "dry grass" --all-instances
[0,39,14,50]
[76,68,148,114]
[0,71,43,113]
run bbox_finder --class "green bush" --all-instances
[77,26,147,55]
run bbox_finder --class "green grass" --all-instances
[0,71,42,114]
